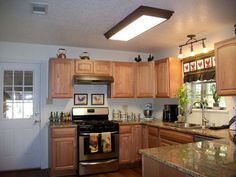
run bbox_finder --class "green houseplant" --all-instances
[176,84,189,121]
[211,84,220,107]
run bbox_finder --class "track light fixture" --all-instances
[178,34,208,59]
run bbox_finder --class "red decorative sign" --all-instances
[212,56,216,67]
[197,59,204,70]
[183,63,190,73]
[204,57,212,68]
[190,61,196,71]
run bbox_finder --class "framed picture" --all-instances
[91,94,104,105]
[74,93,88,105]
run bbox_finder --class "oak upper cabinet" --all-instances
[215,37,236,95]
[119,125,133,165]
[159,129,193,146]
[155,57,182,98]
[49,127,77,177]
[111,62,135,98]
[48,58,74,98]
[135,61,155,98]
[148,126,159,148]
[74,60,111,75]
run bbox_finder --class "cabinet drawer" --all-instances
[148,126,158,136]
[159,138,180,146]
[159,129,193,144]
[52,128,76,138]
[119,125,132,134]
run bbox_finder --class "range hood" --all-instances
[74,75,114,85]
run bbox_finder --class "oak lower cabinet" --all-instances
[159,129,193,146]
[111,62,135,98]
[119,125,133,165]
[142,156,190,177]
[119,125,143,166]
[132,125,143,162]
[215,36,236,95]
[148,126,159,148]
[49,127,77,177]
[74,60,112,75]
[135,61,155,98]
[155,57,182,98]
[48,58,74,98]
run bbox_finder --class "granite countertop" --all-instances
[49,121,77,128]
[136,120,236,177]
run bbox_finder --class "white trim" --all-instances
[192,108,229,113]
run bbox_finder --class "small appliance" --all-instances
[162,104,178,122]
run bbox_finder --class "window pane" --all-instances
[24,71,33,85]
[14,71,23,85]
[24,101,33,118]
[13,102,23,118]
[24,91,33,100]
[14,87,23,100]
[4,87,13,101]
[4,102,13,119]
[4,71,13,85]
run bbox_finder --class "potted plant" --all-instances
[211,84,220,108]
[176,84,189,122]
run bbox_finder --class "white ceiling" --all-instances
[0,0,235,53]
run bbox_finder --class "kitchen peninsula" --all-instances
[137,120,236,177]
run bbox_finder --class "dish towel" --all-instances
[101,132,112,153]
[89,133,99,153]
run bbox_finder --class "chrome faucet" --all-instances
[189,101,209,128]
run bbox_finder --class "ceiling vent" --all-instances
[31,3,48,15]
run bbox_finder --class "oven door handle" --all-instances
[79,131,118,136]
[80,159,118,165]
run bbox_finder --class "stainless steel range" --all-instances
[72,107,119,176]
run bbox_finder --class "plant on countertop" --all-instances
[176,84,189,116]
[211,84,220,107]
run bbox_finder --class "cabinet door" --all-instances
[132,125,143,162]
[75,60,94,74]
[215,37,236,95]
[49,58,74,98]
[155,59,169,97]
[136,62,155,98]
[119,133,132,164]
[52,137,77,171]
[148,127,159,148]
[94,61,111,75]
[111,62,135,98]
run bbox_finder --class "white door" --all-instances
[0,63,41,171]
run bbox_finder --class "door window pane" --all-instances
[2,70,34,119]
[24,71,33,85]
[4,71,13,85]
[14,71,23,85]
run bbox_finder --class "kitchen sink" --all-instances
[164,122,202,129]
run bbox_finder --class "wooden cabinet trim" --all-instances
[148,126,159,136]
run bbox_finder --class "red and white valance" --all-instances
[183,53,215,83]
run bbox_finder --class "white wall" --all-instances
[152,25,236,125]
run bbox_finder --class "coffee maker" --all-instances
[163,104,178,122]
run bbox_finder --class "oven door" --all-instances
[79,131,119,161]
